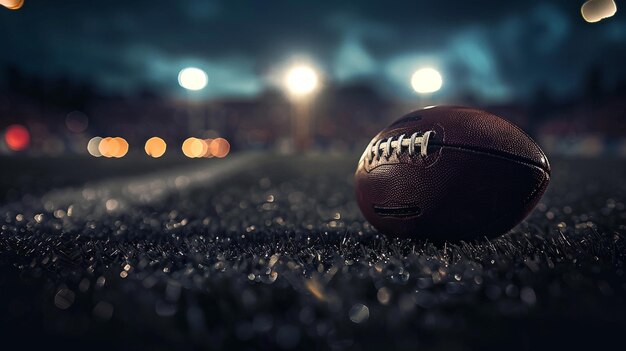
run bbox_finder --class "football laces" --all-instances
[367,130,434,162]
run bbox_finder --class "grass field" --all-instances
[1,154,625,350]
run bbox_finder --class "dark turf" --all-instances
[1,154,625,350]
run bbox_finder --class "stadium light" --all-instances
[178,67,208,136]
[282,64,320,151]
[178,67,208,91]
[285,65,319,98]
[411,68,443,94]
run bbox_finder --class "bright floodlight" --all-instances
[285,66,319,96]
[178,67,208,91]
[411,68,443,94]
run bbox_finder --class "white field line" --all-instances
[22,152,265,219]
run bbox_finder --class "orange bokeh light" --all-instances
[182,137,208,158]
[202,138,214,158]
[113,137,129,158]
[98,137,128,158]
[209,138,230,158]
[4,124,30,151]
[145,137,167,158]
[0,0,24,10]
[98,137,117,157]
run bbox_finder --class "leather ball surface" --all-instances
[354,106,551,241]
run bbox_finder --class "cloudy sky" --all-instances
[1,0,625,101]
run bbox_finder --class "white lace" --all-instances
[366,130,434,162]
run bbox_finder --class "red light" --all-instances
[5,124,30,151]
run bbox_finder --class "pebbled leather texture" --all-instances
[354,105,551,241]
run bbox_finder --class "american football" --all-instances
[355,106,551,241]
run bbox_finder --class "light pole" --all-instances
[178,67,208,136]
[284,65,319,151]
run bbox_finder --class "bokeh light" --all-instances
[98,137,118,158]
[97,137,129,158]
[285,65,319,96]
[0,0,24,10]
[113,137,129,158]
[581,0,617,23]
[65,111,89,133]
[182,137,208,158]
[145,137,167,158]
[87,137,103,157]
[209,138,230,158]
[411,68,443,94]
[178,67,208,91]
[4,124,30,151]
[202,138,214,158]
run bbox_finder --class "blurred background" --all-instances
[0,0,624,159]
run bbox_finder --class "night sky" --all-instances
[1,0,625,101]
